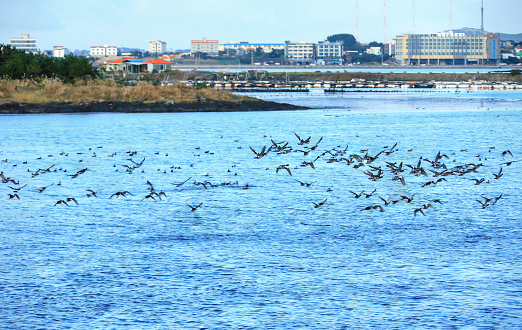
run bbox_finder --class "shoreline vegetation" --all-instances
[0,78,308,114]
[1,70,520,115]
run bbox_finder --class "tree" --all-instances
[255,47,264,57]
[269,49,284,58]
[368,41,384,48]
[0,44,97,81]
[326,33,358,50]
[0,44,23,67]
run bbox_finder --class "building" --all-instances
[90,44,118,57]
[10,34,38,53]
[105,58,135,71]
[316,41,343,65]
[501,40,515,49]
[162,53,190,61]
[220,42,285,53]
[53,46,70,58]
[284,41,315,65]
[105,58,171,73]
[395,32,501,65]
[515,46,522,56]
[366,47,382,56]
[191,38,219,55]
[386,40,396,57]
[150,40,167,55]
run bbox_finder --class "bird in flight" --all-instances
[276,164,292,176]
[188,203,203,211]
[110,191,133,198]
[313,198,328,208]
[493,168,503,180]
[54,200,69,207]
[86,189,98,198]
[413,208,426,217]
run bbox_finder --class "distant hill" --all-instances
[446,28,522,42]
[120,47,146,53]
[498,32,522,43]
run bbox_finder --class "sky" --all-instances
[0,0,520,51]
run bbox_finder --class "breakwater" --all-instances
[199,80,522,91]
[169,70,522,91]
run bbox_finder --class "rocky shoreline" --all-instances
[0,99,309,114]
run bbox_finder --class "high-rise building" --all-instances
[395,32,500,65]
[284,41,315,65]
[10,34,38,53]
[316,41,343,65]
[149,41,167,55]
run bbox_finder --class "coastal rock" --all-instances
[0,100,309,114]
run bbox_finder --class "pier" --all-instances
[185,80,522,91]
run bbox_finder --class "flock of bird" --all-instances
[246,134,515,216]
[1,132,518,217]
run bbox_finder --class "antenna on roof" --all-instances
[412,0,415,33]
[356,0,359,41]
[481,0,484,35]
[383,0,386,64]
[450,0,453,30]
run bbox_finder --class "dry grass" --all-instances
[0,78,255,104]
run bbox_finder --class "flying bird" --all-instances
[313,198,328,208]
[188,203,203,211]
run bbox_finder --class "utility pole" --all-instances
[383,0,386,65]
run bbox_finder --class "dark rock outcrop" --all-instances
[0,100,309,114]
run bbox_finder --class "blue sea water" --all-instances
[1,89,522,329]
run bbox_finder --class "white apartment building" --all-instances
[191,38,219,55]
[220,42,285,53]
[316,41,343,64]
[52,46,70,58]
[150,40,167,54]
[10,34,38,53]
[90,44,118,57]
[284,41,315,64]
[395,31,501,65]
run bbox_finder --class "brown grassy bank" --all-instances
[0,78,308,114]
[0,78,253,104]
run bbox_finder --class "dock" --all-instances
[184,80,522,91]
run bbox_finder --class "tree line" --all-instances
[0,44,97,82]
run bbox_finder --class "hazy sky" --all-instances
[1,0,520,51]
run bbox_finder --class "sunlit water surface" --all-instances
[1,89,522,329]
